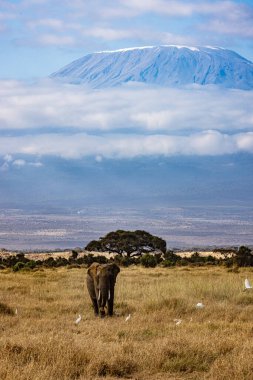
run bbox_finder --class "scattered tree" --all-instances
[85,230,166,257]
[234,246,253,267]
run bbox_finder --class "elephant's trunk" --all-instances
[97,278,109,316]
[100,288,109,307]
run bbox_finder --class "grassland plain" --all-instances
[0,266,253,380]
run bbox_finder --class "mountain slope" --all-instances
[51,45,253,89]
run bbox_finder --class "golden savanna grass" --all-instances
[0,266,253,380]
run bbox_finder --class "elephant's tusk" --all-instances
[98,290,101,300]
[108,289,111,300]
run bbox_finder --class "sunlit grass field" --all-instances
[0,265,253,379]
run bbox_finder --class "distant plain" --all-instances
[1,205,253,250]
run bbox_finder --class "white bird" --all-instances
[15,308,18,315]
[244,278,252,291]
[196,302,204,309]
[75,314,82,324]
[125,314,131,322]
[173,318,182,325]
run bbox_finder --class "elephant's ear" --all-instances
[87,262,100,278]
[112,263,120,283]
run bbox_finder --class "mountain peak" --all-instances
[95,45,202,53]
[51,45,253,90]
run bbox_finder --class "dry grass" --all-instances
[0,266,253,380]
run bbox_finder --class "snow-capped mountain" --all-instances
[51,45,253,89]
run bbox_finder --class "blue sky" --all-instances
[1,0,253,79]
[0,0,253,211]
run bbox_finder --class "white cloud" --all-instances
[4,154,13,162]
[28,161,43,167]
[95,155,103,162]
[201,18,253,38]
[118,0,248,18]
[12,159,26,167]
[119,0,194,16]
[85,27,140,41]
[196,1,253,38]
[2,0,253,53]
[37,34,76,46]
[27,18,65,30]
[236,132,253,151]
[0,80,253,133]
[0,80,252,160]
[0,131,253,160]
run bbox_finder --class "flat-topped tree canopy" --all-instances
[85,230,166,257]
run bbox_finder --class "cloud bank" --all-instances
[0,80,253,161]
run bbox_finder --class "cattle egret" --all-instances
[173,318,182,325]
[196,302,204,309]
[125,314,131,322]
[244,278,252,290]
[75,314,82,324]
[15,308,18,315]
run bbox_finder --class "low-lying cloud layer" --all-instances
[1,80,253,161]
[1,131,253,160]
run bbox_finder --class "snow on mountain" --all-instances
[51,45,253,89]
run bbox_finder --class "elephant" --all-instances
[86,262,120,317]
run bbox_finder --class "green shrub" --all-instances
[163,250,181,263]
[234,246,253,267]
[55,257,69,267]
[162,260,175,267]
[140,254,157,268]
[24,260,37,269]
[82,254,95,266]
[71,250,79,260]
[44,257,56,267]
[13,262,25,272]
[94,255,108,264]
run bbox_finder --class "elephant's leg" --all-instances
[91,297,99,315]
[98,297,106,318]
[107,286,115,316]
[86,275,99,315]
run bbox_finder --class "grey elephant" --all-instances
[86,262,120,317]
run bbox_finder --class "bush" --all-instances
[120,256,132,267]
[93,255,108,264]
[82,254,95,266]
[140,254,158,268]
[55,257,69,267]
[44,257,57,267]
[13,262,25,272]
[163,250,181,263]
[162,260,175,267]
[71,250,79,260]
[16,253,26,262]
[24,260,37,270]
[234,246,253,267]
[114,255,140,267]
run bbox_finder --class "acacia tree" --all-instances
[234,246,253,267]
[85,230,166,257]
